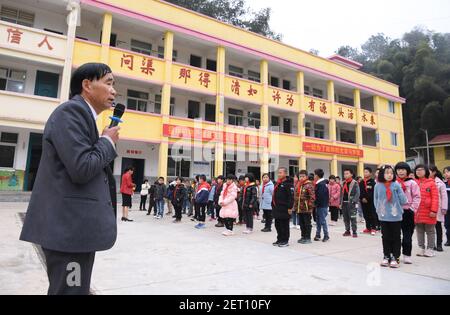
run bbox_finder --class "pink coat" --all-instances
[219,183,239,219]
[398,179,421,212]
[328,182,341,207]
[435,177,449,222]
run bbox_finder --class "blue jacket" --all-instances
[260,181,274,210]
[196,184,210,205]
[374,182,408,222]
[315,178,329,208]
[208,185,216,202]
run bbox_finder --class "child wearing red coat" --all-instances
[414,165,439,258]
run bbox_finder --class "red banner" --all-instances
[163,124,269,147]
[303,142,364,158]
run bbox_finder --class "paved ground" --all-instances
[1,200,450,295]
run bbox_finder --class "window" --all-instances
[313,88,323,99]
[100,32,117,47]
[127,90,149,112]
[0,131,18,168]
[271,116,280,131]
[248,112,261,129]
[131,39,152,56]
[304,86,310,95]
[283,118,292,134]
[283,80,291,91]
[190,55,202,68]
[305,122,312,137]
[206,59,217,72]
[0,6,34,27]
[168,148,191,178]
[188,100,200,119]
[157,47,178,61]
[289,160,299,177]
[314,124,325,139]
[270,76,279,87]
[248,70,261,83]
[229,65,243,78]
[228,108,243,126]
[170,97,175,116]
[388,101,396,114]
[339,129,356,144]
[205,103,216,122]
[0,67,26,93]
[338,95,354,106]
[391,132,398,146]
[445,147,450,160]
[154,94,161,114]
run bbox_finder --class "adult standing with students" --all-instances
[120,167,135,222]
[272,167,294,248]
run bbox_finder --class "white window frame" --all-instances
[0,5,34,27]
[229,65,244,78]
[390,132,398,146]
[130,39,152,56]
[388,101,396,114]
[0,66,26,93]
[127,89,149,112]
[0,131,18,169]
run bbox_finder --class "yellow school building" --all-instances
[0,0,406,191]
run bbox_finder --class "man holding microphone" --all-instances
[20,63,120,295]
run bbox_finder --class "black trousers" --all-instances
[299,213,312,240]
[147,199,156,215]
[244,206,254,229]
[215,205,223,223]
[198,203,207,222]
[139,195,147,210]
[401,209,415,256]
[329,206,339,222]
[436,222,443,247]
[381,221,402,259]
[312,207,317,222]
[42,248,95,295]
[224,218,234,231]
[174,202,183,220]
[238,201,244,223]
[263,210,273,229]
[362,202,378,230]
[275,218,290,243]
[445,211,450,244]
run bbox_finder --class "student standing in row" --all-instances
[328,175,341,226]
[154,177,167,219]
[374,165,407,268]
[395,162,421,264]
[414,165,439,258]
[272,168,294,248]
[172,177,187,223]
[140,179,151,211]
[219,175,239,236]
[194,175,211,229]
[242,173,258,234]
[294,170,315,244]
[341,169,360,238]
[429,165,448,252]
[360,167,378,235]
[314,169,330,242]
[260,173,274,232]
[214,176,225,228]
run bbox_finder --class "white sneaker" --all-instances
[243,229,253,235]
[329,221,336,226]
[424,249,435,258]
[390,259,400,269]
[403,255,413,264]
[417,248,426,257]
[380,257,390,267]
[222,230,233,236]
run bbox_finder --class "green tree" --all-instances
[165,0,282,40]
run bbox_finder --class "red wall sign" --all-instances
[303,142,364,158]
[163,124,268,147]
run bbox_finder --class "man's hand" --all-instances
[102,126,120,144]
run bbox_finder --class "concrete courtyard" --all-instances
[1,199,449,295]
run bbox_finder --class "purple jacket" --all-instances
[397,178,421,212]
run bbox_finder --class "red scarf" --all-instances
[296,178,307,195]
[363,178,370,192]
[262,182,270,194]
[447,180,450,187]
[343,178,353,194]
[173,184,182,199]
[397,177,407,192]
[384,181,393,202]
[197,182,211,193]
[272,178,285,206]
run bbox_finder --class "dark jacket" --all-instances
[359,178,376,208]
[214,183,224,208]
[272,177,294,219]
[314,179,329,208]
[20,95,118,253]
[242,183,258,210]
[171,184,186,207]
[154,182,167,200]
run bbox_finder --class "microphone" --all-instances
[109,103,126,128]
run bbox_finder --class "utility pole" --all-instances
[420,129,430,166]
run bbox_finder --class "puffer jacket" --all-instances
[328,182,341,207]
[396,178,421,212]
[195,182,211,205]
[293,180,315,214]
[272,177,294,219]
[171,184,186,208]
[435,177,448,223]
[242,183,258,210]
[260,181,274,210]
[219,182,239,219]
[415,178,439,225]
